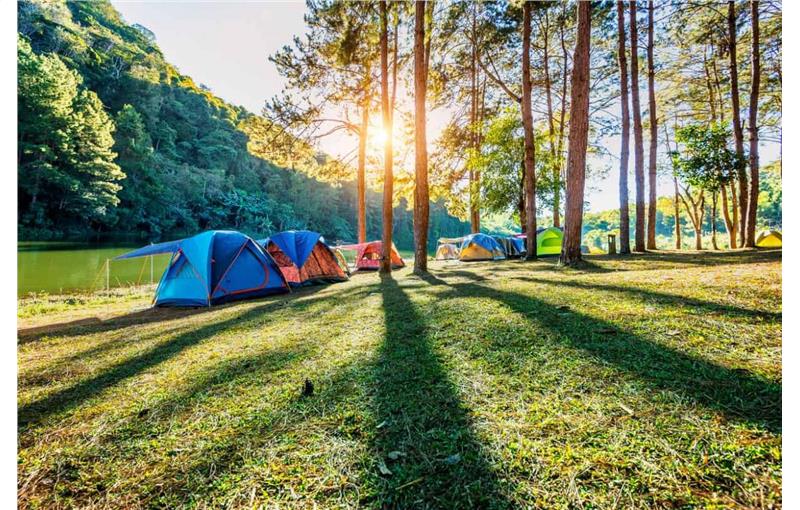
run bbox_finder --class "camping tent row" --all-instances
[117,230,404,307]
[436,228,564,261]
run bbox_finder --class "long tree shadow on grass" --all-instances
[515,276,781,322]
[428,275,781,434]
[19,344,312,505]
[18,284,336,343]
[368,275,510,508]
[18,284,377,430]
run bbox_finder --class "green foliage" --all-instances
[17,0,469,246]
[758,161,782,228]
[18,35,123,233]
[472,110,525,217]
[671,123,744,193]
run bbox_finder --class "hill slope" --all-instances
[17,0,469,245]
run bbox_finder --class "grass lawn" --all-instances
[18,250,781,508]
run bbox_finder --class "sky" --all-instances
[111,1,779,214]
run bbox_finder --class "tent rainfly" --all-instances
[260,230,348,286]
[756,230,782,248]
[493,236,525,258]
[435,243,460,260]
[336,241,405,271]
[116,230,289,307]
[515,227,563,256]
[459,234,506,261]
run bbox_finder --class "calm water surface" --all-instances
[18,242,418,297]
[18,242,171,296]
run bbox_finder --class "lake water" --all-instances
[18,242,171,296]
[17,243,418,297]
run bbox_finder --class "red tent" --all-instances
[335,241,405,271]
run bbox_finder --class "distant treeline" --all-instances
[17,0,470,249]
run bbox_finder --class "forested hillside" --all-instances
[17,0,470,247]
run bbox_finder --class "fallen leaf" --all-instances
[387,451,405,460]
[376,421,387,429]
[378,460,392,476]
[666,330,680,336]
[619,403,635,416]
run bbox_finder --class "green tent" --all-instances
[536,227,563,256]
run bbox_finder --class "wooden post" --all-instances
[608,234,617,254]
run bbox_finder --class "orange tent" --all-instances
[336,241,405,271]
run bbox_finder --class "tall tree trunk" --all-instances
[673,176,681,249]
[521,1,537,259]
[665,124,681,249]
[519,159,526,234]
[557,6,569,198]
[379,0,393,274]
[560,1,591,266]
[730,180,739,246]
[469,4,480,234]
[712,57,726,122]
[542,10,560,228]
[646,0,657,250]
[357,100,369,243]
[728,0,748,245]
[616,1,631,255]
[721,183,736,248]
[703,51,717,123]
[629,1,646,252]
[745,0,760,247]
[413,0,429,274]
[711,191,719,250]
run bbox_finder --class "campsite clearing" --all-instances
[18,250,781,508]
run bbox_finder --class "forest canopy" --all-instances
[16,0,470,248]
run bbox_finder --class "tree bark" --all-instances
[521,1,537,259]
[379,0,393,274]
[413,0,429,274]
[745,0,760,247]
[357,100,369,243]
[616,1,631,255]
[518,160,526,233]
[703,51,717,123]
[542,10,560,228]
[711,191,719,250]
[469,4,480,234]
[730,180,739,246]
[664,123,680,250]
[646,0,657,250]
[720,183,736,248]
[728,0,748,245]
[560,1,591,266]
[673,176,681,249]
[557,5,569,200]
[629,1,646,252]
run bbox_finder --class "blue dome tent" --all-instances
[459,233,506,261]
[116,231,290,307]
[259,230,348,286]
